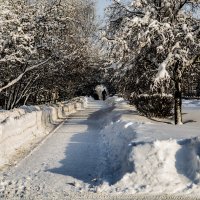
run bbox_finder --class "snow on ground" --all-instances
[0,97,87,169]
[182,99,200,108]
[1,97,200,199]
[97,97,200,195]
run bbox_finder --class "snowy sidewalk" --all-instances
[0,100,124,199]
[1,99,200,199]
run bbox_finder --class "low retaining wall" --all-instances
[0,97,87,168]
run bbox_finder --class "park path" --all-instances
[0,99,199,200]
[0,100,113,199]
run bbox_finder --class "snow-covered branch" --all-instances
[112,0,145,16]
[105,0,200,124]
[0,57,52,93]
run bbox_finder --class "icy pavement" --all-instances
[1,98,200,199]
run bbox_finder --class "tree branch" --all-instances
[0,57,52,93]
[113,0,145,16]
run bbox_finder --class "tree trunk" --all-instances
[10,81,22,109]
[24,94,30,105]
[6,87,14,110]
[174,63,183,125]
[174,80,182,125]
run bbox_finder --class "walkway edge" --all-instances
[14,120,66,169]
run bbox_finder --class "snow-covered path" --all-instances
[8,100,107,183]
[0,100,118,199]
[1,99,200,199]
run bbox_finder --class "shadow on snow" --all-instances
[47,102,137,186]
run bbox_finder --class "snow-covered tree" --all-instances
[0,0,99,109]
[104,0,200,124]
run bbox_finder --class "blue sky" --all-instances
[96,1,200,18]
[96,0,110,18]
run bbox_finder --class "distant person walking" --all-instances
[102,89,107,101]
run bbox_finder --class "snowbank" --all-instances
[0,97,87,168]
[98,99,200,194]
[105,95,129,106]
[182,99,200,108]
[99,119,200,194]
[120,137,200,194]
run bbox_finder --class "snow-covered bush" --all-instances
[134,94,173,118]
[104,0,200,124]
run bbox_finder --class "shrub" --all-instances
[132,94,174,118]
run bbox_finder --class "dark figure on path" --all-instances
[102,89,107,101]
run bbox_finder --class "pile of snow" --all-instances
[105,95,128,106]
[99,120,200,194]
[97,99,200,194]
[118,137,200,194]
[182,99,200,108]
[99,120,137,184]
[0,97,88,169]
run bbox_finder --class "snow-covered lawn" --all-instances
[98,97,200,195]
